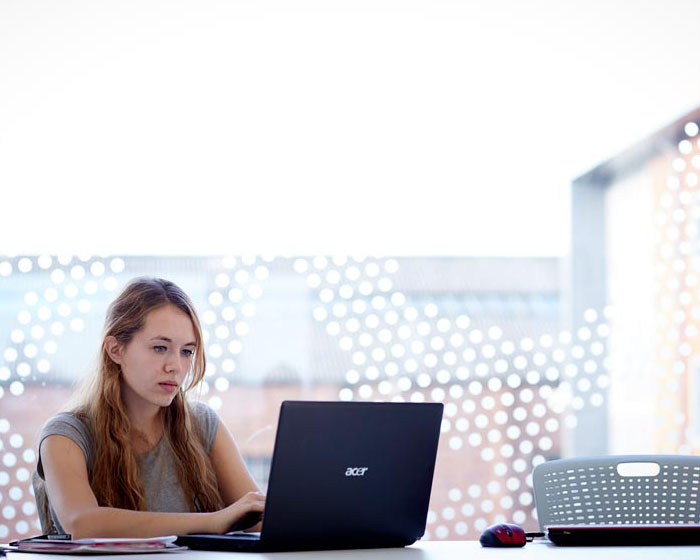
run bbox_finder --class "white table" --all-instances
[6,540,700,559]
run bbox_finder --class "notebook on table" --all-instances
[177,400,443,552]
[6,535,186,554]
[547,524,700,546]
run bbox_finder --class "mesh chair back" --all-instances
[532,455,700,530]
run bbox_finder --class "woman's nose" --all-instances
[165,351,181,374]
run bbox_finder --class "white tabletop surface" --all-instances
[5,540,700,559]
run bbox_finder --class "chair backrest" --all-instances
[532,455,700,530]
[32,470,57,534]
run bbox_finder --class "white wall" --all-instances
[2,0,700,256]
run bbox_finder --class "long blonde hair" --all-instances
[75,277,223,512]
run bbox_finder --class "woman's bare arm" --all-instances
[40,435,264,539]
[208,420,264,530]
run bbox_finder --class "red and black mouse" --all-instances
[479,523,527,547]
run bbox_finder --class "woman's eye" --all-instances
[153,346,167,353]
[182,349,194,357]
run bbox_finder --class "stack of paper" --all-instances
[9,535,186,554]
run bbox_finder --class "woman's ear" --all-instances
[104,335,124,365]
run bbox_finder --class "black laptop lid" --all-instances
[260,401,443,548]
[546,524,700,546]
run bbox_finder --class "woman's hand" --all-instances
[211,491,266,534]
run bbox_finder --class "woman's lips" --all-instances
[158,382,178,392]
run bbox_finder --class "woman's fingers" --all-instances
[222,493,266,533]
[240,491,266,509]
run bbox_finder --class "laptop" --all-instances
[547,524,700,546]
[177,400,443,552]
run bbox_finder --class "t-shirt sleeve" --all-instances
[189,401,220,453]
[36,413,93,480]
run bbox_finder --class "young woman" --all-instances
[35,277,265,539]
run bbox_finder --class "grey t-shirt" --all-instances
[36,401,220,534]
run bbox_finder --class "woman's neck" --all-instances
[121,389,164,452]
[130,410,164,453]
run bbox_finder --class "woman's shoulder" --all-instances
[38,410,94,477]
[41,410,93,442]
[187,400,220,452]
[188,400,220,427]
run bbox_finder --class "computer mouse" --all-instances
[479,523,527,547]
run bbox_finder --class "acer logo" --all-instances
[345,467,369,477]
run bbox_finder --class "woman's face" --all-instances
[108,304,197,413]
